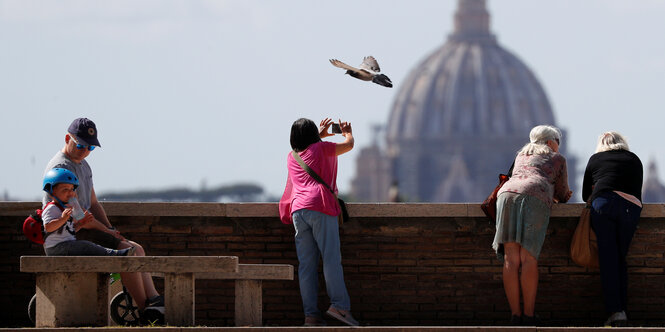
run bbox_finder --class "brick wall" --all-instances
[2,202,665,327]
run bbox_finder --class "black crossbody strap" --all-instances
[291,151,335,195]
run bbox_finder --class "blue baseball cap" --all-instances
[68,118,101,147]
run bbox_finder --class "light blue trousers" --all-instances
[292,209,351,317]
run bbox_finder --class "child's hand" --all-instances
[61,208,73,220]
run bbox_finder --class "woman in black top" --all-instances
[582,131,643,327]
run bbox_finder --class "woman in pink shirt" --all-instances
[279,118,357,326]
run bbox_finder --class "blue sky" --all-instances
[1,0,664,201]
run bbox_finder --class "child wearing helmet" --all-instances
[42,168,135,256]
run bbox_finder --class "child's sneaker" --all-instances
[115,246,135,256]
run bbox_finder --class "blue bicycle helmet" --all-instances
[43,168,79,193]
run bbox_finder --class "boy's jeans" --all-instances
[292,209,350,317]
[45,239,121,256]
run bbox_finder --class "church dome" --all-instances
[351,0,575,203]
[387,0,555,143]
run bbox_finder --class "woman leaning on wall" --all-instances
[493,125,572,326]
[582,131,643,327]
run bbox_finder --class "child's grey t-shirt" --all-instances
[42,204,76,248]
[42,151,94,210]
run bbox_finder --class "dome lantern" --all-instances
[352,0,575,203]
[450,0,496,44]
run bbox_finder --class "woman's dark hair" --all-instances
[290,118,321,152]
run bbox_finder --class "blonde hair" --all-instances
[596,131,629,153]
[518,125,562,156]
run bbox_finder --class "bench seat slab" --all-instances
[21,256,238,273]
[196,264,294,280]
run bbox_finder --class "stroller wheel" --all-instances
[110,290,140,325]
[28,294,36,324]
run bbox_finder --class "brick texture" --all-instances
[2,203,665,327]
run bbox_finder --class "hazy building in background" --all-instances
[642,160,665,203]
[352,0,577,202]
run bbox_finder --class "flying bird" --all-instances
[329,56,393,88]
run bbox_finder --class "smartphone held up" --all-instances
[331,123,342,134]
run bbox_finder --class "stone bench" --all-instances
[154,263,294,326]
[20,255,238,327]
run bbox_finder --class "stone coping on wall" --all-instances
[1,201,664,218]
[4,328,665,332]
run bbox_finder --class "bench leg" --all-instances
[235,279,262,326]
[165,272,194,326]
[35,272,108,327]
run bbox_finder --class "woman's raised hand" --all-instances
[340,120,352,136]
[334,119,355,155]
[319,118,334,138]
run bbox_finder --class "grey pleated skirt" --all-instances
[492,192,551,262]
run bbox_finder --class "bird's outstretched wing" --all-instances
[329,59,361,73]
[359,56,381,73]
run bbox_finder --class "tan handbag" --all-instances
[570,203,599,268]
[480,162,514,222]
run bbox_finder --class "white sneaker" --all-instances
[604,311,627,327]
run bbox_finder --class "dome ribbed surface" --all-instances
[351,0,574,203]
[387,1,555,142]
